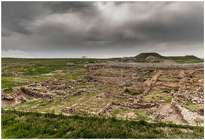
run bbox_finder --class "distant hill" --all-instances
[110,52,204,63]
[134,52,167,61]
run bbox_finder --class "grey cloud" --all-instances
[2,2,204,58]
[2,2,46,36]
[43,2,95,14]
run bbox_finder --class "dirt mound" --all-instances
[152,103,185,123]
[41,80,71,90]
[1,93,14,100]
[20,87,51,99]
[135,52,165,61]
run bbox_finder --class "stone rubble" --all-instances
[20,87,51,99]
[2,72,24,76]
[171,98,204,124]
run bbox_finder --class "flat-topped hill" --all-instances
[110,52,204,63]
[135,52,167,61]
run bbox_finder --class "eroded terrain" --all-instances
[2,59,204,126]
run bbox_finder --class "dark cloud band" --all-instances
[2,2,204,58]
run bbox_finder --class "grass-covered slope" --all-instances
[134,52,167,61]
[167,55,204,63]
[2,109,204,139]
[109,52,204,63]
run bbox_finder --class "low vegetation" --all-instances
[1,54,204,138]
[2,109,204,139]
[167,55,204,63]
[109,52,203,63]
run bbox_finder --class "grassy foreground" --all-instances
[1,109,204,139]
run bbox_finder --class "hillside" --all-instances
[167,55,204,63]
[134,52,167,61]
[110,52,204,63]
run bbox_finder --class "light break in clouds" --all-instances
[2,1,204,58]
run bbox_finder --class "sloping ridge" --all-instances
[167,55,203,63]
[135,52,203,63]
[135,52,168,61]
[135,52,167,61]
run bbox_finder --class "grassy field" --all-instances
[2,109,204,139]
[1,58,107,94]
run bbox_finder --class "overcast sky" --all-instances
[2,1,204,58]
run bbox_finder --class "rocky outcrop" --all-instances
[145,55,163,62]
[1,93,14,100]
[173,89,204,104]
[143,71,161,95]
[20,87,51,99]
[41,80,71,90]
[97,102,113,116]
[171,98,204,124]
[16,96,27,102]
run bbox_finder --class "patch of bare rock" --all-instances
[171,98,204,125]
[20,87,51,99]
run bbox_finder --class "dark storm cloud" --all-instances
[2,2,44,36]
[2,1,204,58]
[43,2,95,14]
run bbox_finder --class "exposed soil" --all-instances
[1,99,17,107]
[152,103,185,124]
[2,61,204,125]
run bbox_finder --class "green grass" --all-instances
[167,55,203,63]
[1,58,105,93]
[30,88,41,92]
[182,102,204,112]
[135,52,167,61]
[124,91,141,96]
[2,58,107,76]
[2,76,31,94]
[1,57,204,138]
[3,87,13,94]
[134,109,153,121]
[143,90,172,103]
[109,53,203,64]
[1,109,204,139]
[160,88,172,92]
